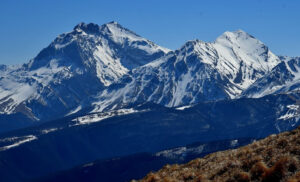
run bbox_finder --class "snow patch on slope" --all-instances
[93,44,128,86]
[41,128,60,134]
[72,108,147,125]
[278,104,300,121]
[0,135,37,151]
[176,105,193,110]
[155,145,205,160]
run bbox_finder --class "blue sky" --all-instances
[0,0,299,65]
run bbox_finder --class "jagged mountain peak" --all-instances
[216,29,254,42]
[179,39,205,49]
[28,21,169,71]
[212,30,280,86]
[179,30,280,88]
[73,21,119,30]
[0,22,170,123]
[214,29,269,57]
[102,21,132,31]
[179,30,254,52]
[73,22,99,32]
[177,29,277,67]
[72,21,139,38]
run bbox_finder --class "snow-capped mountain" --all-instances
[1,22,297,133]
[242,56,300,98]
[90,30,281,112]
[0,22,169,126]
[27,21,169,84]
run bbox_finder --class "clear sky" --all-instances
[0,0,299,65]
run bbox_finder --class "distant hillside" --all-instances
[138,126,300,182]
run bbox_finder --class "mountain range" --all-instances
[90,29,281,112]
[1,21,296,132]
[0,22,300,181]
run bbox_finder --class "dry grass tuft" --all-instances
[234,171,251,182]
[136,126,300,182]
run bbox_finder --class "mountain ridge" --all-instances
[89,29,281,112]
[0,22,298,133]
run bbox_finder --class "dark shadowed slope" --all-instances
[0,92,299,181]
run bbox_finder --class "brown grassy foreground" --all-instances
[136,126,300,182]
